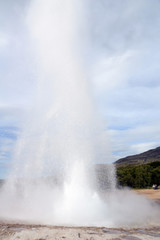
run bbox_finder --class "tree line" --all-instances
[116,161,160,188]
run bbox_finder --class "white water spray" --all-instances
[0,0,159,227]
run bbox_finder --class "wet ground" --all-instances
[0,223,160,240]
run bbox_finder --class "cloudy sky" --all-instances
[0,0,160,178]
[90,0,160,159]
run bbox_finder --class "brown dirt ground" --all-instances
[135,189,160,202]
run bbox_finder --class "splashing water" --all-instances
[0,0,159,227]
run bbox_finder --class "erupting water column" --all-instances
[0,0,117,225]
[25,0,115,224]
[8,0,115,224]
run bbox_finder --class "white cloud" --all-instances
[92,50,136,92]
[109,121,160,159]
[90,0,160,91]
[0,1,36,109]
[130,142,160,155]
[0,32,9,50]
[0,106,26,127]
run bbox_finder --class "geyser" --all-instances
[0,0,159,227]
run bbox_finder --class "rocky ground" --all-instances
[0,223,160,240]
[0,189,160,240]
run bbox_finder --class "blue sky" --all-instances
[0,0,160,178]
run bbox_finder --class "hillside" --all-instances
[115,146,160,166]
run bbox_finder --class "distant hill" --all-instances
[115,146,160,167]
